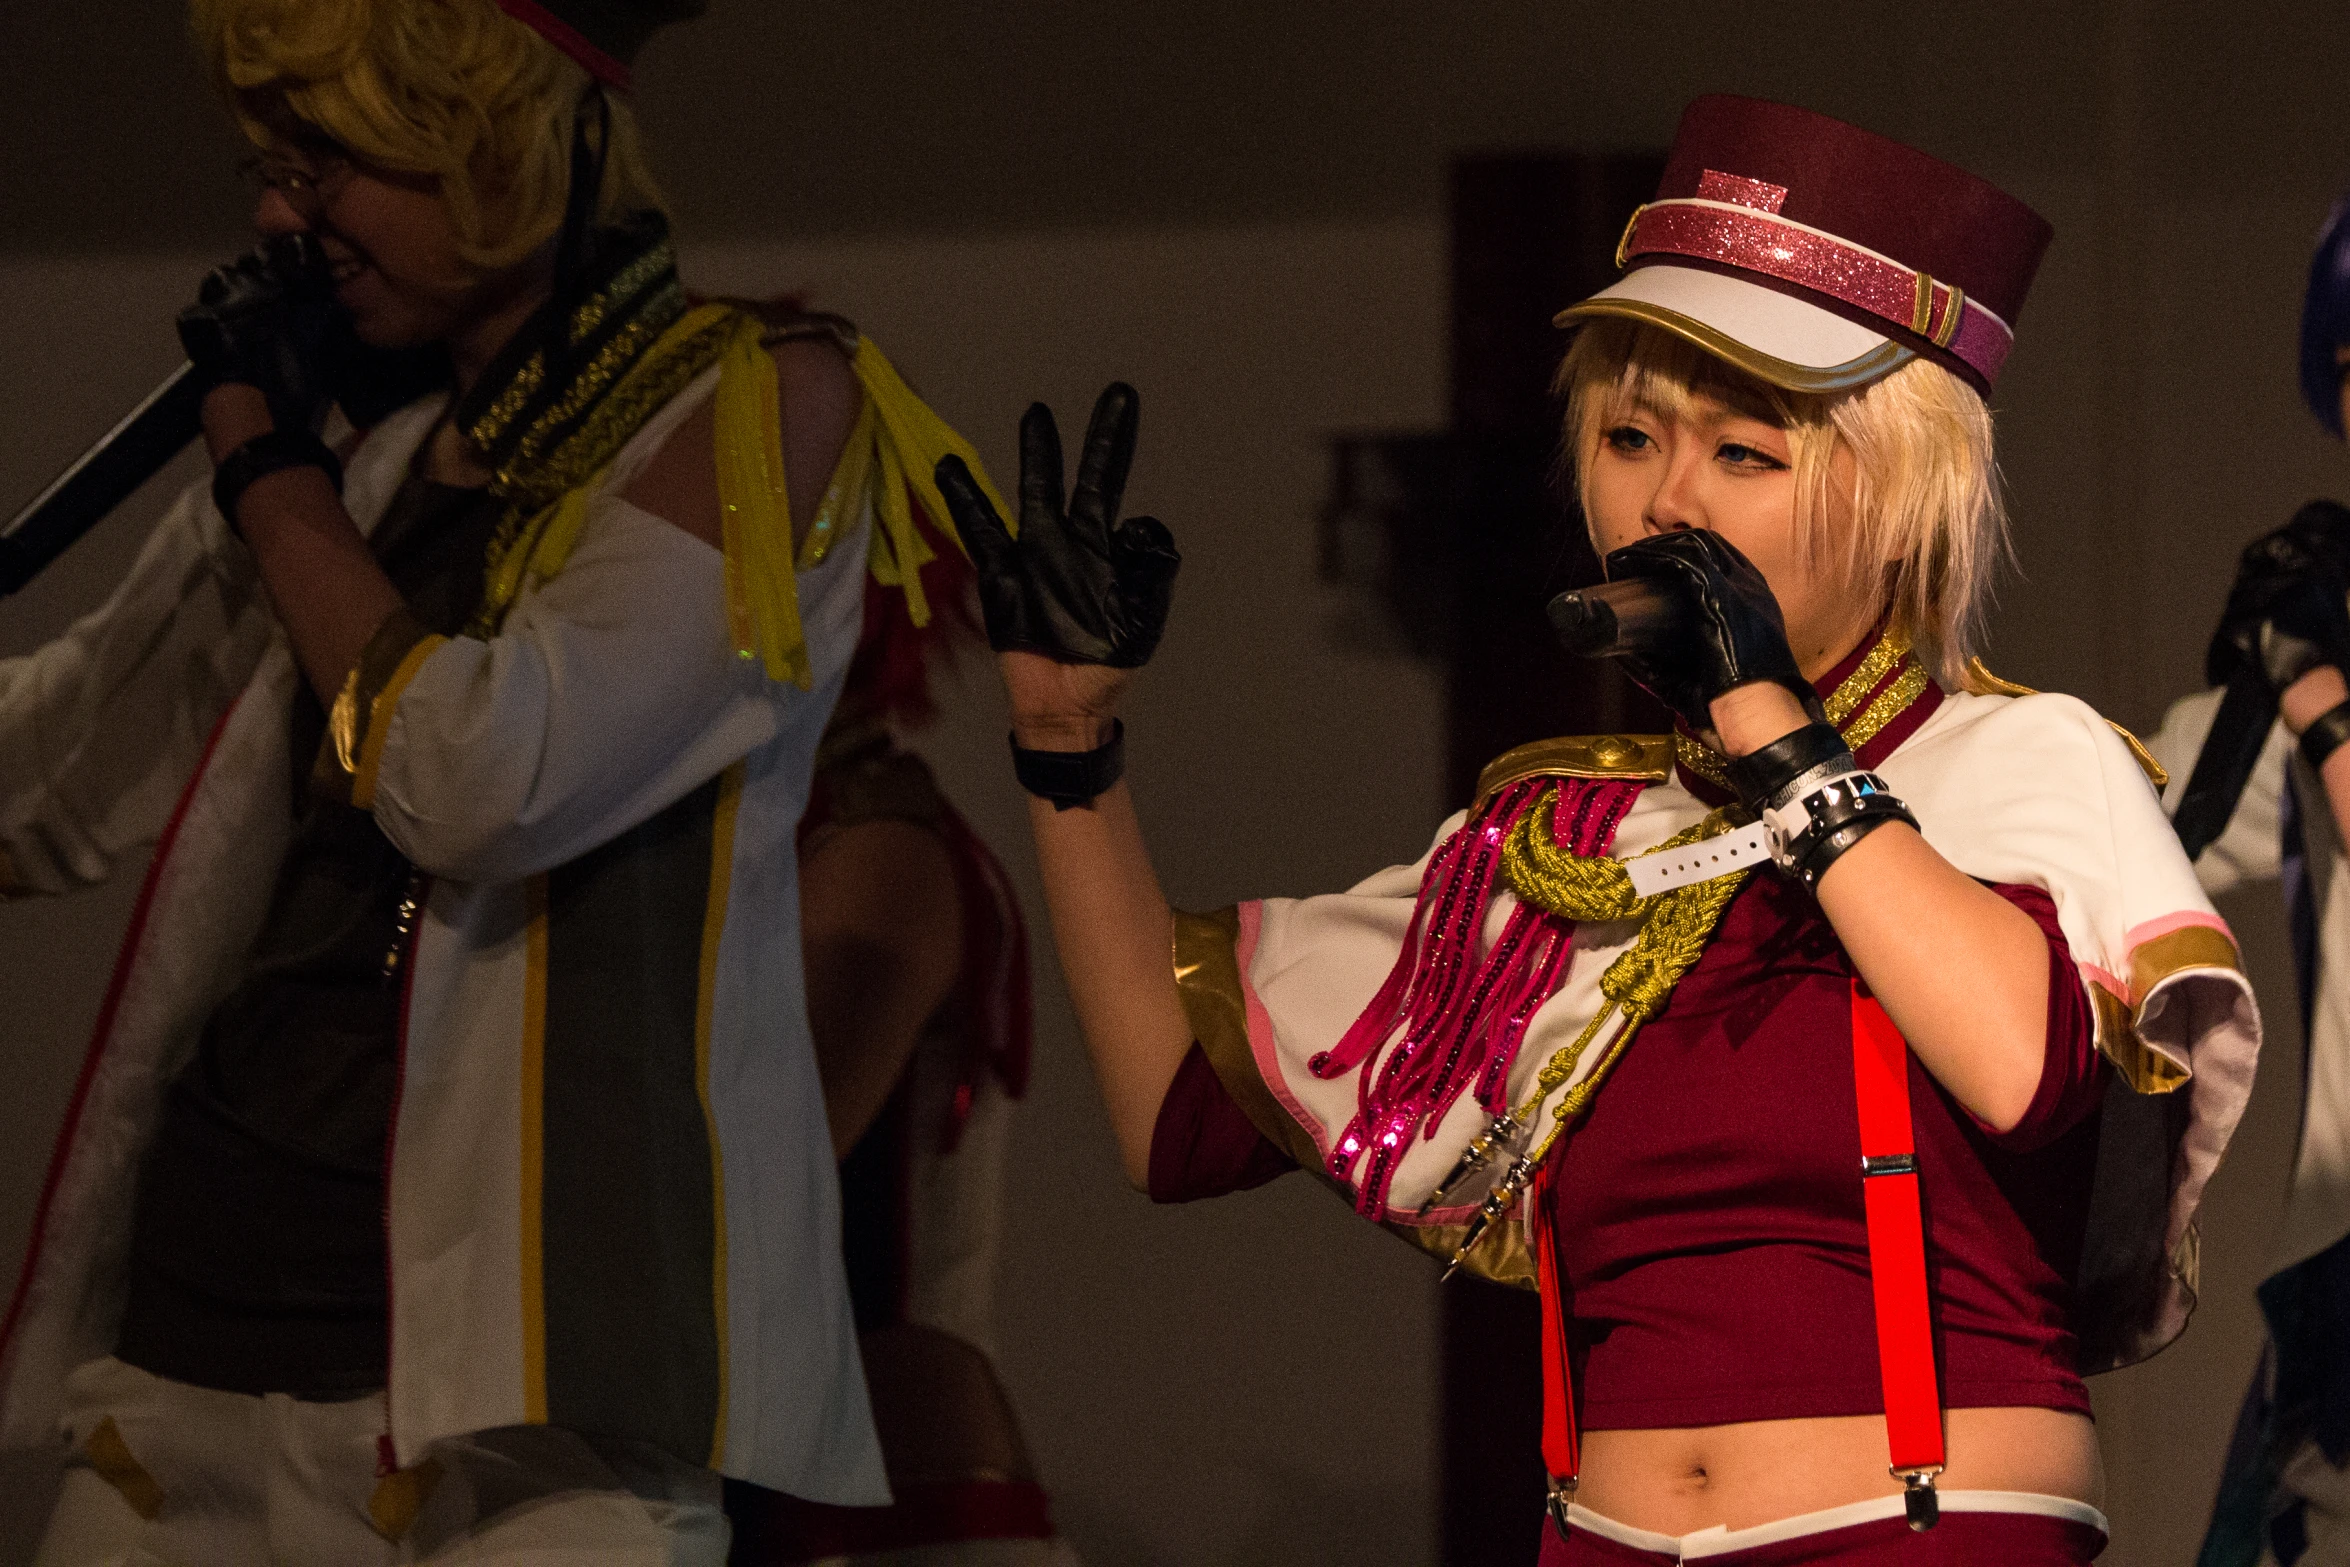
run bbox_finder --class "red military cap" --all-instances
[1556,95,2053,398]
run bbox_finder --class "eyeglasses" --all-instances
[236,147,353,223]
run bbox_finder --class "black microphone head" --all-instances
[1546,590,1620,658]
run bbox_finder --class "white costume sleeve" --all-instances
[363,498,851,887]
[1178,695,2262,1364]
[0,479,273,896]
[352,363,865,886]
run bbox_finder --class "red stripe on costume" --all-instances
[0,695,244,1374]
[492,0,633,91]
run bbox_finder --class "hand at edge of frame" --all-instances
[935,383,1180,751]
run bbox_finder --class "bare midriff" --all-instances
[1574,1408,2102,1535]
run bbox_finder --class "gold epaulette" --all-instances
[1964,659,2168,790]
[1472,734,1673,810]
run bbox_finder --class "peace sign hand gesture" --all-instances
[935,384,1180,746]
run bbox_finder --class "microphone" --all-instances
[1545,579,1691,658]
[0,364,208,597]
[0,236,447,599]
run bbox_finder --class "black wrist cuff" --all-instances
[2303,698,2350,772]
[1011,720,1125,810]
[1726,722,1852,813]
[1775,775,1918,893]
[213,428,343,536]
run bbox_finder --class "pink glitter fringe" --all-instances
[1314,776,1645,1218]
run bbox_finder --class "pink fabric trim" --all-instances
[1236,900,1335,1171]
[2076,961,2126,1001]
[2123,909,2235,951]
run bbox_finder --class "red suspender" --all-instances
[1530,1159,1579,1527]
[1529,983,1948,1540]
[1850,982,1946,1529]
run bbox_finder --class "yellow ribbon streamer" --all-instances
[471,309,1010,692]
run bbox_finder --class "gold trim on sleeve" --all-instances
[2090,981,2189,1095]
[2088,926,2239,1096]
[1963,658,2169,789]
[2129,924,2243,1004]
[1473,734,1673,809]
[314,607,442,807]
[84,1416,163,1520]
[349,626,450,813]
[1171,906,1325,1172]
[367,1456,446,1542]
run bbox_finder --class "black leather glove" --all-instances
[1596,529,1826,735]
[2207,501,2350,692]
[177,234,340,435]
[935,383,1180,668]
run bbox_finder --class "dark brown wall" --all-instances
[8,2,2345,250]
[2,4,2347,1563]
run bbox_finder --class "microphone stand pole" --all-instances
[0,363,206,597]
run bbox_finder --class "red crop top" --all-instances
[1150,872,2107,1428]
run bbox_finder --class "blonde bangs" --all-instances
[1555,318,2008,687]
[190,0,667,272]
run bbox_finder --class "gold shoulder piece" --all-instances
[1964,658,2169,791]
[1474,734,1673,808]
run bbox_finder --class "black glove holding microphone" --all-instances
[935,383,1181,808]
[1557,528,1914,888]
[178,233,350,529]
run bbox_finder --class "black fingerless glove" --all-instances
[935,383,1181,668]
[1595,530,1827,735]
[2208,500,2350,693]
[177,234,340,436]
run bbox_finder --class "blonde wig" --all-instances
[191,0,667,272]
[1556,319,2009,690]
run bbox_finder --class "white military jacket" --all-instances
[0,374,891,1502]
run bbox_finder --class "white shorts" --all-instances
[31,1356,729,1566]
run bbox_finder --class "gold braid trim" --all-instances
[1825,625,1913,725]
[1675,731,1732,789]
[464,240,681,458]
[1841,661,1933,754]
[1675,625,1927,784]
[469,352,547,457]
[493,276,693,508]
[467,304,744,638]
[1502,787,1736,924]
[1501,798,1751,1141]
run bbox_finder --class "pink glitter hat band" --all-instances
[1610,196,2016,387]
[1554,98,2053,397]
